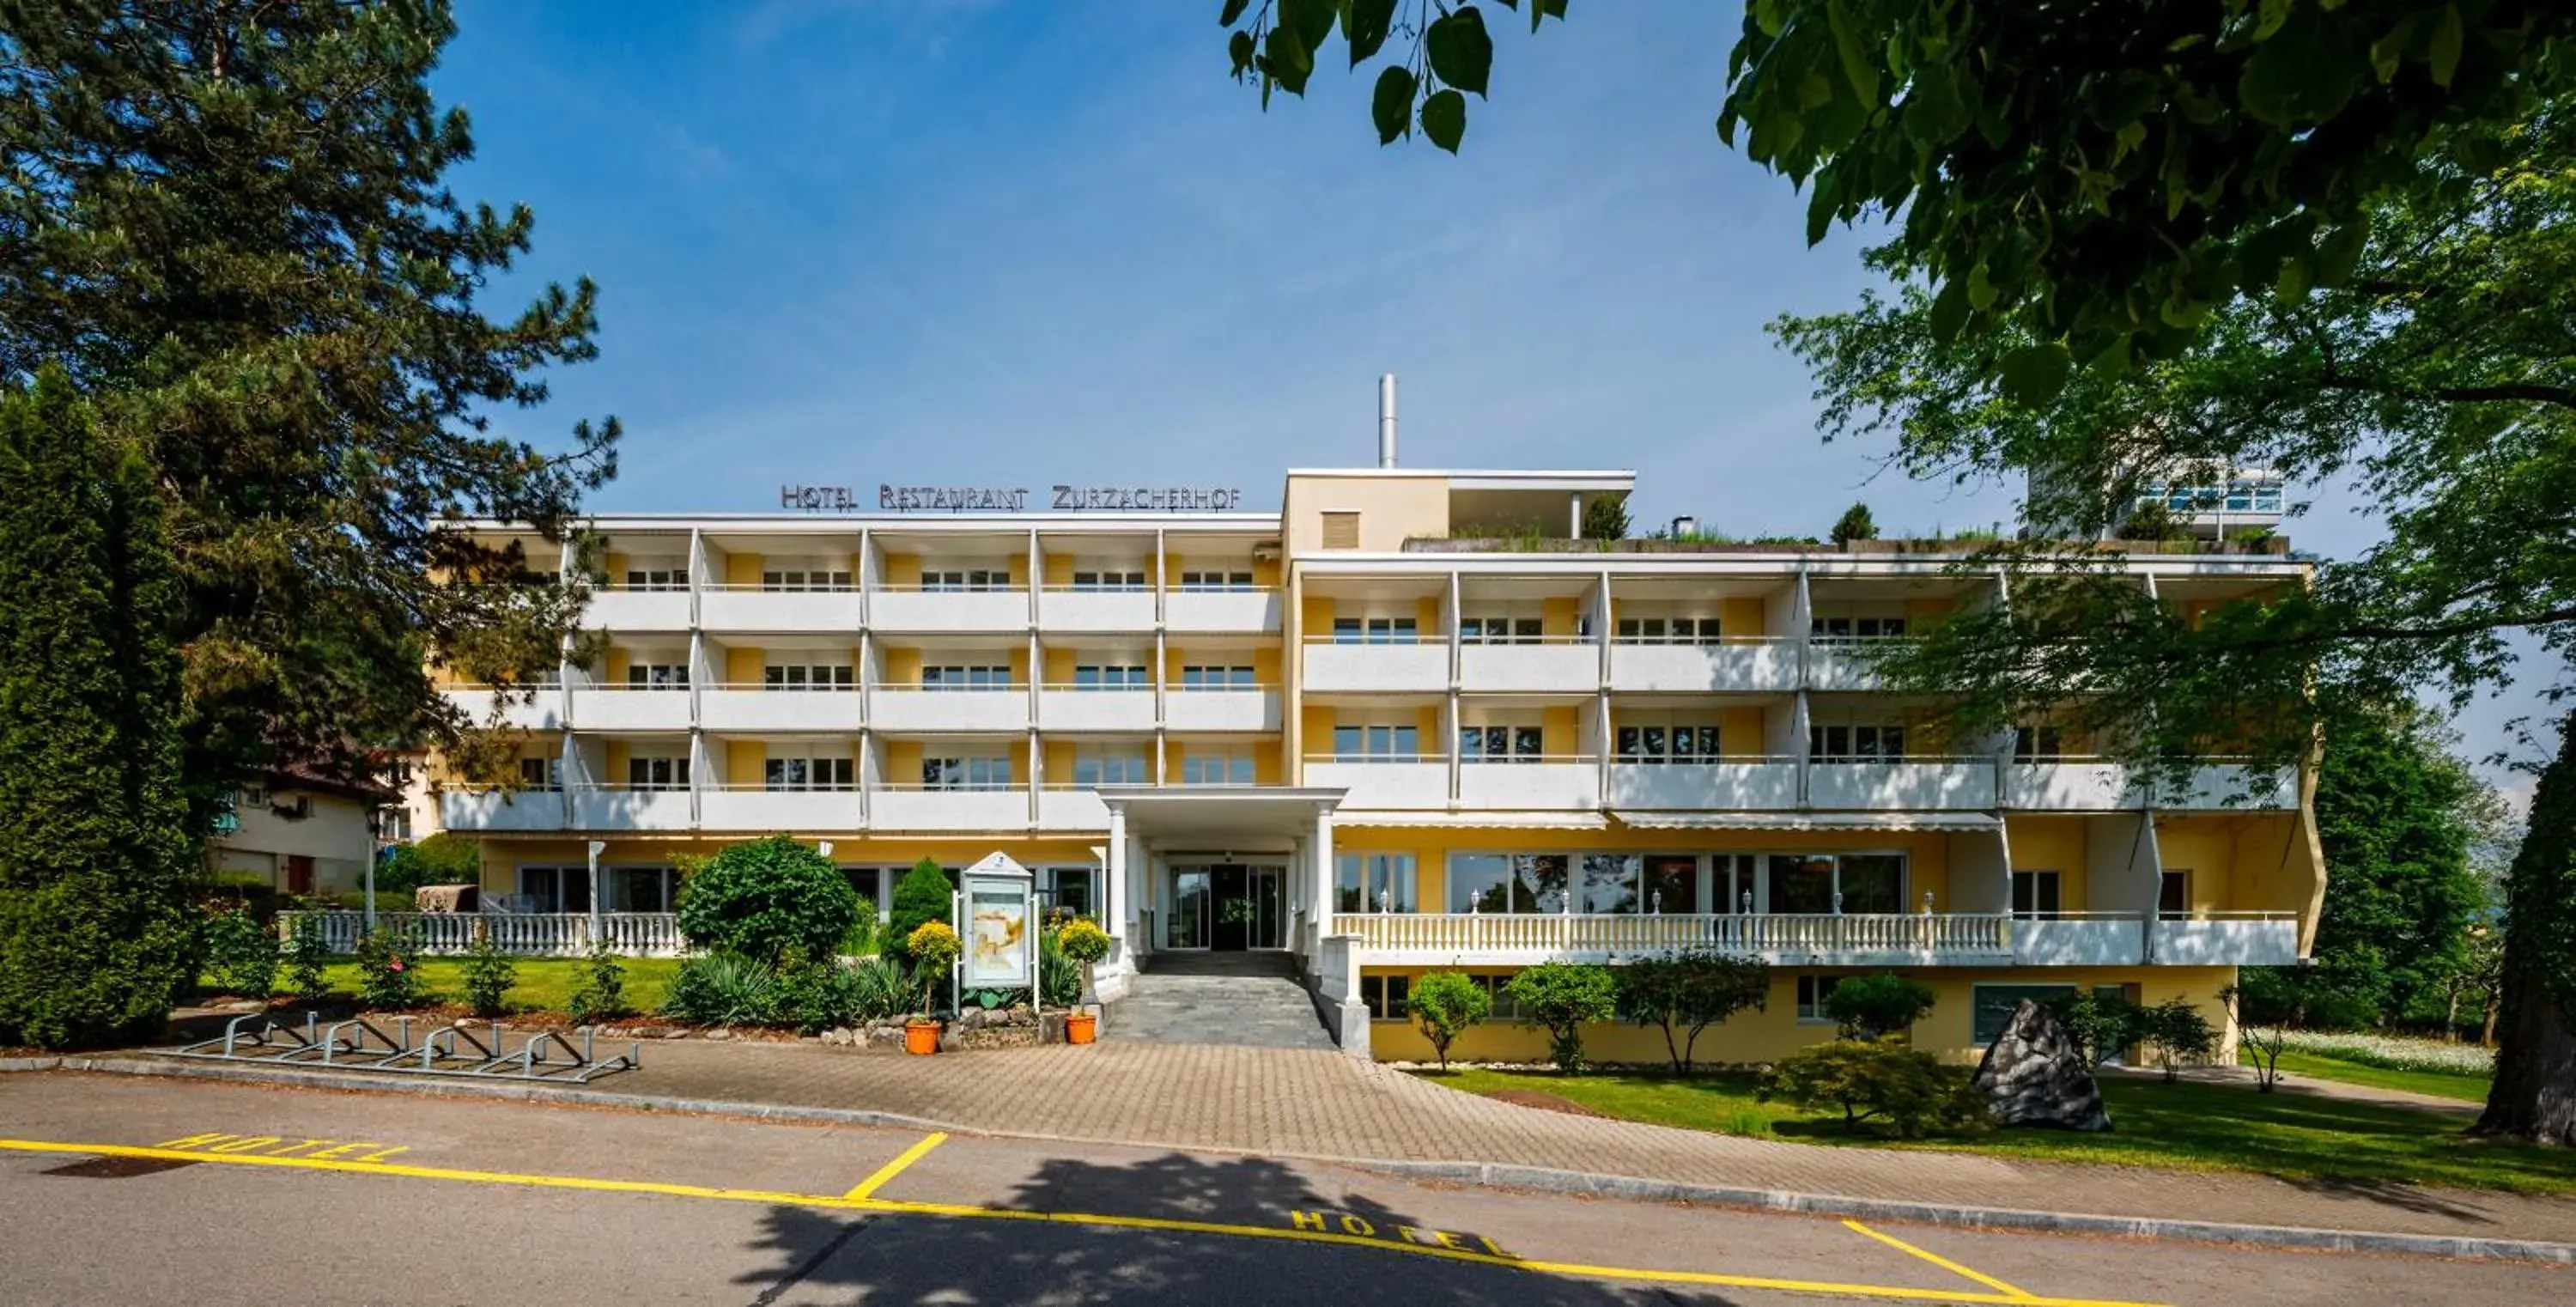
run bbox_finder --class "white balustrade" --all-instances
[275,911,688,957]
[1334,912,2014,963]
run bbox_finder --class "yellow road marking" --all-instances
[0,1137,2164,1307]
[1846,1219,2037,1300]
[843,1131,948,1201]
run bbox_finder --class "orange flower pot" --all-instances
[903,1021,941,1055]
[1066,1012,1097,1045]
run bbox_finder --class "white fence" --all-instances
[1337,912,2013,964]
[277,911,688,957]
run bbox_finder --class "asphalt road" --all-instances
[0,1071,2565,1306]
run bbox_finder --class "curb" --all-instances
[15,1055,2576,1267]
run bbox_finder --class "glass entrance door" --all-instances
[1167,864,1285,951]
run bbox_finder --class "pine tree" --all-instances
[0,372,198,1048]
[1830,502,1878,546]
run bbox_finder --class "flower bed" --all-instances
[2280,1030,2495,1077]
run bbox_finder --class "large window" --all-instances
[1808,723,1906,762]
[514,866,592,914]
[764,663,854,690]
[1713,853,1757,915]
[1331,724,1420,761]
[1449,854,1569,915]
[1809,614,1908,640]
[1070,569,1146,591]
[921,665,1012,690]
[921,568,1011,592]
[1615,616,1722,644]
[1972,984,2081,1044]
[518,757,562,791]
[844,866,889,921]
[622,566,687,591]
[1072,751,1151,786]
[1577,854,1642,915]
[1795,975,1842,1023]
[608,865,682,912]
[625,662,690,688]
[1177,569,1255,591]
[922,757,1012,791]
[626,755,690,790]
[1645,855,1699,914]
[1458,615,1542,645]
[1766,853,1906,915]
[1616,723,1722,763]
[764,755,855,791]
[1330,616,1419,644]
[2013,725,2067,761]
[1180,748,1256,785]
[761,568,852,592]
[1361,973,1411,1021]
[2011,870,2063,919]
[1072,664,1150,690]
[1336,854,1417,914]
[1459,725,1543,763]
[2160,869,2191,917]
[1179,665,1256,689]
[1042,866,1094,917]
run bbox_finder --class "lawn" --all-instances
[1417,1067,2576,1195]
[2250,1049,2494,1103]
[205,957,683,1018]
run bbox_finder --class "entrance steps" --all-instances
[1103,952,1336,1050]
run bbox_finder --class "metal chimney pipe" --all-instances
[1377,374,1398,468]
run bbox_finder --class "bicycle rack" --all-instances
[163,1012,640,1084]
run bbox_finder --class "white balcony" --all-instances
[1457,642,1598,693]
[586,588,691,631]
[869,688,1027,733]
[1036,688,1157,733]
[1301,641,1447,693]
[699,688,865,733]
[439,789,567,832]
[1457,761,1601,810]
[1808,760,1997,810]
[570,787,693,831]
[699,788,859,831]
[871,788,1030,831]
[870,588,1028,633]
[1302,760,1448,810]
[568,687,694,732]
[1606,762,1800,811]
[1166,589,1281,633]
[440,686,563,731]
[1036,787,1111,830]
[1037,588,1157,632]
[699,587,860,633]
[1339,912,2013,966]
[2156,915,2301,965]
[2002,762,2142,811]
[1165,688,1281,733]
[2157,764,2298,810]
[1608,640,1800,693]
[1804,639,1899,690]
[2010,916,2148,966]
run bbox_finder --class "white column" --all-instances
[1311,806,1335,932]
[1105,805,1129,940]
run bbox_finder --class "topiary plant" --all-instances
[906,921,961,1021]
[671,836,858,967]
[1824,973,1936,1040]
[886,858,955,964]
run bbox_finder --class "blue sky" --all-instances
[433,1,2546,801]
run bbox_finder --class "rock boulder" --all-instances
[1972,999,2112,1132]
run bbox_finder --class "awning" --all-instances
[1095,786,1343,841]
[1332,811,1610,830]
[1611,811,2002,833]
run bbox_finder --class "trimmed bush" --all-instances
[672,836,858,967]
[1759,1039,1988,1138]
[458,933,517,1017]
[376,833,480,897]
[1616,950,1770,1073]
[1409,971,1492,1070]
[886,859,955,963]
[202,909,279,999]
[1504,963,1618,1074]
[1824,973,1936,1039]
[906,921,961,1018]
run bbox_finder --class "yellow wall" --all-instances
[1540,706,1578,757]
[1416,704,1443,752]
[725,740,762,787]
[2008,814,2091,910]
[883,553,921,588]
[1721,596,1765,636]
[1043,740,1077,784]
[1045,647,1077,684]
[1299,705,1334,757]
[1541,596,1579,638]
[884,739,921,783]
[1252,556,1282,587]
[1905,595,1952,621]
[604,551,629,583]
[1254,646,1282,684]
[1042,553,1074,587]
[725,552,762,587]
[1007,551,1030,587]
[1718,707,1765,757]
[1299,593,1334,635]
[1415,595,1442,635]
[884,647,923,685]
[2154,818,2234,913]
[605,741,630,784]
[1256,739,1286,785]
[725,646,763,684]
[604,648,631,683]
[1282,473,1452,553]
[1007,646,1030,684]
[1332,827,1958,916]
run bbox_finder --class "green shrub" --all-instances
[353,927,423,1010]
[375,834,480,897]
[202,909,279,999]
[281,915,330,998]
[1504,963,1618,1074]
[567,941,627,1025]
[1038,928,1081,1007]
[1616,950,1770,1073]
[661,952,778,1026]
[2140,996,2221,1081]
[846,956,908,1024]
[671,836,858,967]
[837,914,880,958]
[1759,1039,1989,1139]
[457,933,517,1018]
[1824,973,1936,1039]
[1409,971,1492,1070]
[886,859,955,964]
[2045,990,2143,1067]
[906,921,962,1018]
[775,957,867,1034]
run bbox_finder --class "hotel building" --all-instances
[421,450,2323,1063]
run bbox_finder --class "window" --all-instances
[1330,616,1418,644]
[1616,723,1722,763]
[922,757,1012,791]
[1810,614,1907,640]
[1072,751,1151,786]
[1466,974,1524,1021]
[1178,569,1255,591]
[921,568,1010,592]
[2013,725,2066,761]
[1361,973,1409,1020]
[1331,724,1419,760]
[1179,665,1256,689]
[518,757,562,791]
[627,755,690,790]
[1180,748,1257,785]
[608,866,682,912]
[764,756,855,791]
[1321,512,1360,550]
[2159,869,2191,918]
[1458,725,1543,763]
[622,566,686,591]
[1459,615,1545,645]
[2011,870,2063,919]
[625,662,690,688]
[1768,855,1835,915]
[1766,853,1905,914]
[760,568,853,592]
[1042,866,1094,917]
[1335,854,1417,914]
[1838,854,1906,914]
[1614,616,1722,644]
[1713,853,1758,914]
[1645,855,1698,914]
[1577,854,1642,915]
[844,866,888,921]
[1448,854,1569,915]
[1795,975,1842,1023]
[1072,664,1150,690]
[1973,984,2081,1044]
[515,866,592,914]
[921,665,1012,690]
[1808,723,1906,761]
[1070,569,1147,591]
[764,663,854,690]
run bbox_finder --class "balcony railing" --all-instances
[1336,912,2013,964]
[1301,757,1449,809]
[699,786,859,830]
[440,684,565,731]
[1037,587,1158,632]
[869,686,1028,732]
[1456,757,1600,809]
[276,910,687,957]
[699,684,865,731]
[1808,757,1998,810]
[1164,686,1281,732]
[2011,912,2300,966]
[699,585,861,632]
[1607,759,1801,810]
[869,586,1029,632]
[1165,587,1281,632]
[1456,639,1598,692]
[1301,639,1449,693]
[568,684,695,732]
[1607,637,1799,693]
[1036,684,1158,732]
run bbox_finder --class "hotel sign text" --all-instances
[779,483,1244,514]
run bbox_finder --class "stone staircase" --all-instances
[1102,952,1338,1050]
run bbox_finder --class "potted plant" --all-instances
[903,920,960,1055]
[1055,918,1112,1044]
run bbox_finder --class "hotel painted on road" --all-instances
[420,421,2322,1063]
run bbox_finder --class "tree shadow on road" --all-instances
[731,1149,1747,1304]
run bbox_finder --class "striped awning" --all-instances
[1611,811,2001,833]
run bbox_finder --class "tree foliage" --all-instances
[377,834,483,897]
[1759,1039,1988,1138]
[671,836,858,968]
[2139,997,2221,1082]
[1218,1,1567,154]
[1615,951,1770,1073]
[1830,502,1877,545]
[1824,973,1935,1040]
[1409,970,1492,1070]
[888,859,956,964]
[0,373,199,1048]
[0,1,617,811]
[1504,962,1617,1073]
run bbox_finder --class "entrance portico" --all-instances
[1095,787,1345,1000]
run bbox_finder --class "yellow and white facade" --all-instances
[426,463,2324,1063]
